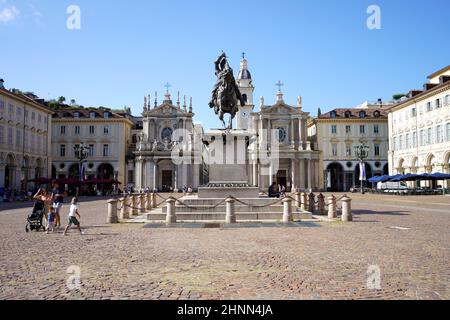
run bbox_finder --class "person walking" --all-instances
[51,181,65,229]
[63,198,84,236]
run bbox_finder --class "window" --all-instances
[427,128,432,145]
[436,125,443,143]
[90,112,96,119]
[447,124,450,141]
[277,127,287,143]
[0,126,3,144]
[373,111,381,118]
[24,132,28,151]
[399,135,403,150]
[8,103,14,116]
[374,125,379,134]
[330,111,337,119]
[74,112,80,119]
[427,102,432,112]
[346,145,352,157]
[445,95,450,106]
[360,125,365,135]
[412,132,417,148]
[60,125,66,135]
[0,100,4,112]
[75,126,80,135]
[331,144,338,157]
[60,144,66,157]
[16,130,21,147]
[24,110,28,119]
[103,112,109,119]
[405,133,410,149]
[374,144,380,157]
[104,125,109,135]
[419,130,424,146]
[74,144,80,157]
[161,127,173,141]
[331,125,337,134]
[8,128,13,145]
[359,111,366,118]
[345,111,351,118]
[89,126,95,135]
[393,136,397,150]
[38,114,41,122]
[16,107,22,121]
[103,144,109,157]
[89,144,95,157]
[345,125,351,134]
[31,112,35,120]
[411,108,417,117]
[436,99,441,109]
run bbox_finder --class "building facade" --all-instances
[51,108,134,188]
[0,80,53,192]
[388,66,450,188]
[133,92,205,192]
[309,102,391,192]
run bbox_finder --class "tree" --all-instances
[58,96,66,104]
[70,99,76,106]
[317,107,322,117]
[393,94,406,101]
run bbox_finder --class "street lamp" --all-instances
[73,143,89,197]
[354,144,370,194]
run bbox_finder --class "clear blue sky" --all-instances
[1,0,449,129]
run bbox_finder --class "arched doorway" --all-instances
[68,163,80,179]
[326,163,344,192]
[397,158,405,175]
[97,163,114,179]
[355,163,373,188]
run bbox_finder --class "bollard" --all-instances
[119,197,129,220]
[308,192,316,213]
[225,198,236,224]
[341,196,353,222]
[107,199,118,223]
[139,194,146,213]
[328,195,337,219]
[131,194,139,216]
[294,192,301,208]
[282,198,293,223]
[152,193,157,209]
[301,192,308,211]
[165,198,177,224]
[317,193,326,215]
[146,193,152,210]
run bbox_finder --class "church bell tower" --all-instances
[236,53,254,130]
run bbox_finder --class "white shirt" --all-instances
[69,204,79,217]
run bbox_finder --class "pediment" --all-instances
[148,103,184,116]
[264,103,296,115]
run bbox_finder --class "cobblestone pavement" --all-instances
[0,193,449,300]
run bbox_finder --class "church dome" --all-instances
[237,68,252,80]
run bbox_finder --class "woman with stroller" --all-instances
[32,188,52,230]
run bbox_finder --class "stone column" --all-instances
[269,162,273,186]
[294,192,301,208]
[341,196,352,222]
[165,198,176,224]
[225,198,236,224]
[328,195,337,219]
[135,159,142,190]
[291,159,298,191]
[252,160,258,187]
[107,199,118,223]
[173,164,178,192]
[152,193,157,208]
[307,160,312,191]
[153,162,158,192]
[299,160,306,190]
[282,198,293,223]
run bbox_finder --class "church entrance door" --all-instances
[162,170,173,192]
[276,170,287,189]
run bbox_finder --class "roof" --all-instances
[0,87,53,114]
[52,109,131,120]
[318,108,387,120]
[427,65,450,80]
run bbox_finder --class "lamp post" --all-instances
[73,143,89,197]
[354,144,369,194]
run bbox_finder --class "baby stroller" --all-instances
[25,200,46,232]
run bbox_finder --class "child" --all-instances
[63,198,84,236]
[46,207,56,234]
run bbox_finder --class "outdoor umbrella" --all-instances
[429,173,450,180]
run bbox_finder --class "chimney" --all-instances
[0,79,4,89]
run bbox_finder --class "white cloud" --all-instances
[0,4,20,24]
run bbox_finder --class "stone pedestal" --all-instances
[225,198,236,224]
[341,196,352,222]
[107,199,118,224]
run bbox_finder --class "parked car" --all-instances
[377,182,408,190]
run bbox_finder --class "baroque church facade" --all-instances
[133,56,320,192]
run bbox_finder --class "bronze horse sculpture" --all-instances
[209,52,245,129]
